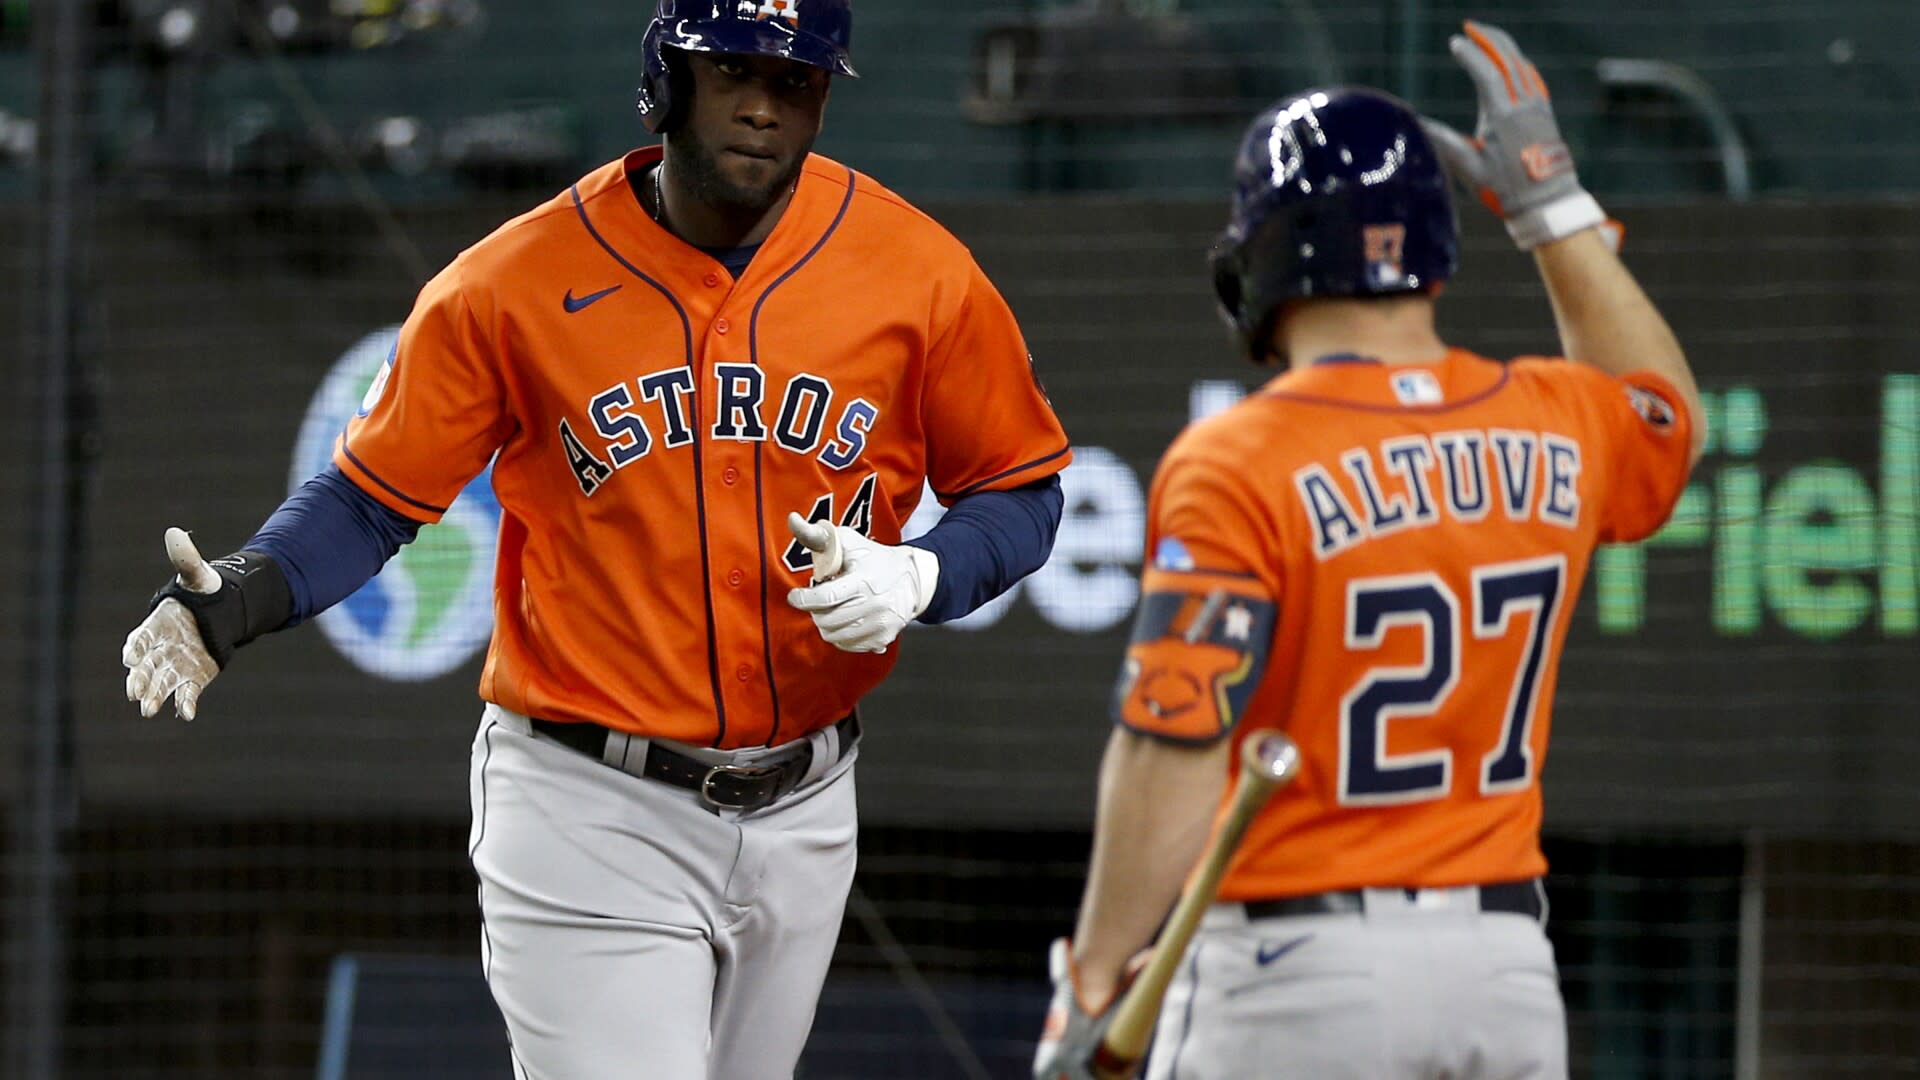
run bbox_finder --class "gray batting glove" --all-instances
[122,528,224,720]
[1033,938,1115,1080]
[785,512,939,654]
[1421,20,1606,250]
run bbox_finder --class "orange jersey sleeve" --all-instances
[1595,369,1695,542]
[1115,451,1280,743]
[1506,359,1694,544]
[920,261,1071,501]
[333,260,514,523]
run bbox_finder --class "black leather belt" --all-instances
[1244,879,1544,922]
[529,713,858,814]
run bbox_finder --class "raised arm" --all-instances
[1422,19,1704,463]
[1533,230,1702,462]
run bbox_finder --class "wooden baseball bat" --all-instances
[1090,731,1302,1078]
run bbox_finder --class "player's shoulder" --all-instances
[1509,356,1695,454]
[1158,394,1287,484]
[807,154,977,267]
[817,156,953,237]
[445,157,627,279]
[1502,351,1652,401]
[1500,351,1662,426]
[1507,351,1688,408]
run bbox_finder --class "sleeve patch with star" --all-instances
[1112,567,1277,744]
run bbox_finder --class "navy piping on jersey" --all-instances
[1310,352,1381,365]
[1261,365,1512,415]
[337,443,449,516]
[571,182,731,744]
[748,165,857,747]
[936,445,1073,501]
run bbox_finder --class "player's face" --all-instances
[670,52,831,215]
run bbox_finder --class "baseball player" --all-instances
[1034,22,1703,1080]
[118,2,1071,1076]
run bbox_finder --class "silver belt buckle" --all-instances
[699,762,780,810]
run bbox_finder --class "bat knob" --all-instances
[1241,731,1300,785]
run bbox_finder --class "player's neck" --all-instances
[651,159,793,250]
[1277,295,1448,369]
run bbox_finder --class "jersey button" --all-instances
[735,663,753,682]
[715,317,731,334]
[704,272,721,288]
[722,466,740,485]
[727,569,744,587]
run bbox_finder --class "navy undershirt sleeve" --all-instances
[904,474,1064,625]
[245,464,422,627]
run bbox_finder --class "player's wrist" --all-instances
[151,550,293,667]
[904,545,940,619]
[1065,938,1133,1014]
[1504,191,1606,250]
[1073,968,1121,1016]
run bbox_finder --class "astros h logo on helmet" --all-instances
[742,0,800,25]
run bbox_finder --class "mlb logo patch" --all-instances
[1391,370,1444,406]
[1153,537,1196,572]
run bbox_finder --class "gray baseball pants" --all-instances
[1146,886,1567,1079]
[468,704,859,1080]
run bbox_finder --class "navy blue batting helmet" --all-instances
[638,0,858,134]
[1210,87,1457,363]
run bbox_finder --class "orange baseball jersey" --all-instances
[1114,349,1692,899]
[336,147,1071,748]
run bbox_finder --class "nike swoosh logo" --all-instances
[563,285,621,313]
[1255,934,1312,966]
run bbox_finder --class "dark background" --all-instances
[5,200,1913,835]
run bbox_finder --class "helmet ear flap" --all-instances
[638,25,693,134]
[1211,232,1268,366]
[1210,243,1244,326]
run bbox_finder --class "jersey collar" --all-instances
[571,145,849,292]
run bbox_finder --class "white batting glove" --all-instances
[122,528,223,720]
[1421,20,1608,250]
[784,511,939,654]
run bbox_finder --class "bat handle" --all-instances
[1093,733,1299,1074]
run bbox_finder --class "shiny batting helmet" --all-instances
[1210,87,1457,363]
[638,0,859,134]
